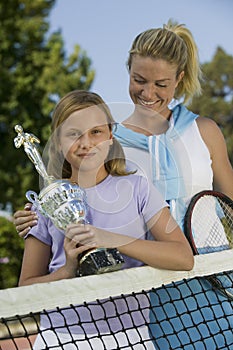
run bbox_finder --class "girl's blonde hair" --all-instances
[47,90,134,179]
[127,19,203,104]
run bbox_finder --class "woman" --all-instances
[113,20,233,350]
[18,90,193,349]
[114,20,232,228]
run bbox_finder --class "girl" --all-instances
[18,90,193,349]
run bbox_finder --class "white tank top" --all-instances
[122,119,213,223]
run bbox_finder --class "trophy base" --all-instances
[78,248,125,276]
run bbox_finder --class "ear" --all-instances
[177,71,184,84]
[109,132,113,145]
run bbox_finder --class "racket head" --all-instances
[184,190,233,300]
[184,190,233,255]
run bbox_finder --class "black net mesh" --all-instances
[0,251,233,350]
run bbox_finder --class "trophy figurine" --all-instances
[14,125,124,276]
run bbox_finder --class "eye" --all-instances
[91,129,102,135]
[66,130,81,138]
[156,83,167,88]
[134,78,145,84]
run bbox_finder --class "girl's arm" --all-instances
[119,207,194,271]
[18,236,51,286]
[19,206,193,287]
[66,207,194,271]
[18,234,92,286]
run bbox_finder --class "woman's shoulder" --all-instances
[196,116,224,142]
[196,115,219,128]
[195,116,226,158]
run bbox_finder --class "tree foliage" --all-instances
[188,47,233,164]
[0,0,95,288]
[0,0,95,213]
[0,217,24,288]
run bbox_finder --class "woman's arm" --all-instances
[197,117,233,199]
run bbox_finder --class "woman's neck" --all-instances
[123,107,171,136]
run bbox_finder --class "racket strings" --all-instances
[219,198,233,247]
[192,196,232,253]
[190,194,233,300]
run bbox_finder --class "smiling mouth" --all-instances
[137,97,159,107]
[78,152,96,158]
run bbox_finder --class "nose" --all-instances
[78,133,92,149]
[141,84,156,100]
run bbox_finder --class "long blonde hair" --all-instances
[47,90,134,179]
[127,19,203,104]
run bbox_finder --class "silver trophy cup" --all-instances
[14,125,124,276]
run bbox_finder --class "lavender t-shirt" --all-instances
[29,174,167,272]
[28,174,167,333]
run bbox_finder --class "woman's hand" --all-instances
[13,203,38,237]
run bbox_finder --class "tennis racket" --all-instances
[184,190,233,300]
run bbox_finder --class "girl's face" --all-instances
[59,105,113,181]
[129,55,184,119]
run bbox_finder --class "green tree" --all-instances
[0,217,24,289]
[0,0,95,212]
[188,47,233,164]
[0,0,95,288]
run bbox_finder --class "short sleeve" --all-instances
[25,207,52,246]
[138,176,168,223]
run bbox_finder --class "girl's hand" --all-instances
[13,203,38,237]
[63,223,98,276]
[65,223,121,250]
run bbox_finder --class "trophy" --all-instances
[14,125,124,276]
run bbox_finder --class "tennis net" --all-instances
[0,249,233,350]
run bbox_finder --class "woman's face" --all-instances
[129,55,184,118]
[59,105,112,179]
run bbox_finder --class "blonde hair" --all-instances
[47,90,134,179]
[127,19,203,104]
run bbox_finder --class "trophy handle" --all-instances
[26,190,47,217]
[26,190,38,204]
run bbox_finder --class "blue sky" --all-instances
[49,0,233,104]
